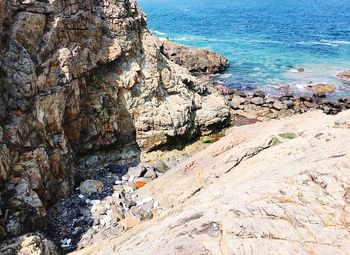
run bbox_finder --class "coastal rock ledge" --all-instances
[73,110,350,255]
[0,0,230,243]
[159,40,229,75]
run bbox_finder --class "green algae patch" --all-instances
[200,136,215,144]
[278,132,297,140]
[270,137,282,146]
[200,134,223,144]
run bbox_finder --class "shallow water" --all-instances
[139,0,350,97]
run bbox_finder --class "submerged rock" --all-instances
[337,71,350,82]
[307,83,336,95]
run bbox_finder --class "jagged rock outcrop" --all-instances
[72,110,350,255]
[0,0,230,240]
[159,40,229,75]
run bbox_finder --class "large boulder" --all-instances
[159,40,229,75]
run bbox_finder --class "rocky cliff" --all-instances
[0,0,230,240]
[72,110,350,255]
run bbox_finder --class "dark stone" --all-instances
[229,102,240,110]
[300,96,313,102]
[282,100,294,108]
[253,89,265,98]
[154,160,169,173]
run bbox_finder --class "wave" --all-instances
[296,41,337,47]
[150,30,167,37]
[320,40,350,45]
[295,39,350,47]
[171,34,350,50]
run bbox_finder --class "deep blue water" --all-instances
[139,0,350,97]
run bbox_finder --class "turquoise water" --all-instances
[139,0,350,97]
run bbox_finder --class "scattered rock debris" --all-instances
[49,161,168,253]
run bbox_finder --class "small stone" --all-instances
[107,163,124,174]
[90,200,101,206]
[131,206,153,220]
[300,96,313,102]
[119,217,141,229]
[128,165,146,178]
[273,101,287,110]
[253,89,265,98]
[143,168,157,179]
[229,101,240,110]
[79,180,104,195]
[251,97,265,105]
[282,100,293,108]
[122,174,130,181]
[78,194,84,199]
[265,98,275,104]
[153,160,169,173]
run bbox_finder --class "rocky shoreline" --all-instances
[0,0,350,254]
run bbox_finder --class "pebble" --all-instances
[122,175,130,181]
[127,165,146,178]
[154,160,169,173]
[90,200,101,206]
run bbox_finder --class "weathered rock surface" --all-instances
[159,40,229,75]
[72,110,350,255]
[0,0,230,240]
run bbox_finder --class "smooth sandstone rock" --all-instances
[71,110,350,255]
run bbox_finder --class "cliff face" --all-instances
[0,0,230,239]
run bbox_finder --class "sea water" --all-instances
[139,0,350,97]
